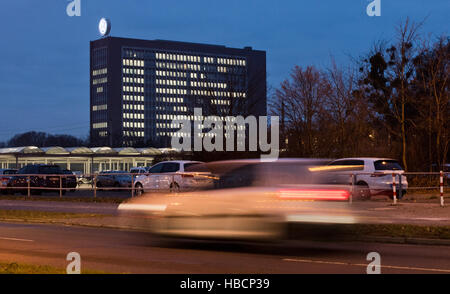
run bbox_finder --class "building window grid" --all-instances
[121,50,147,144]
[119,48,250,140]
[92,47,109,139]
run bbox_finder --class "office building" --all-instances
[90,37,266,147]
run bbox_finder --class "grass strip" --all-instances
[0,195,125,204]
[0,262,106,274]
[288,223,450,241]
[339,224,450,240]
[0,210,103,221]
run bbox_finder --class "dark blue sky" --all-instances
[0,0,448,142]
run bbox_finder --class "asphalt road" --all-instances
[0,222,450,274]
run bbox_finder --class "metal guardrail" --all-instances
[0,171,448,206]
[341,171,448,207]
[0,172,179,199]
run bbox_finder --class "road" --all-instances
[0,222,450,274]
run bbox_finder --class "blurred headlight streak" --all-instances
[118,203,167,212]
[277,189,350,201]
[285,214,356,224]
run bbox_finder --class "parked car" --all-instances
[133,161,205,195]
[73,171,92,186]
[130,167,149,175]
[0,169,17,195]
[63,170,78,192]
[8,165,67,195]
[325,158,408,199]
[96,171,132,190]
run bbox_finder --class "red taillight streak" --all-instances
[181,173,194,178]
[278,189,350,201]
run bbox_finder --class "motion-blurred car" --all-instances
[325,158,408,199]
[133,160,206,195]
[119,159,358,241]
[63,170,78,192]
[96,171,132,190]
[0,169,17,195]
[8,164,67,195]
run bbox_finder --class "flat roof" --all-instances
[0,146,173,156]
[91,36,266,55]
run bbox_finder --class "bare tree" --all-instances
[414,36,450,170]
[322,58,358,156]
[271,66,329,157]
[359,18,423,170]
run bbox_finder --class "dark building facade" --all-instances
[90,37,266,147]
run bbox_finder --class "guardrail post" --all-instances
[398,174,403,200]
[27,176,30,198]
[59,175,63,198]
[440,171,445,207]
[392,173,397,205]
[94,174,97,199]
[131,174,135,198]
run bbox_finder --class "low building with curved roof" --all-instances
[0,146,166,174]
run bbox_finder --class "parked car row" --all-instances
[0,157,410,199]
[132,157,409,200]
[0,165,149,195]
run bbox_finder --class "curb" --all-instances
[341,235,450,246]
[368,236,450,246]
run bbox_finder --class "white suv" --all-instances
[133,160,208,195]
[326,158,408,200]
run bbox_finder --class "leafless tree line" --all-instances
[271,18,449,171]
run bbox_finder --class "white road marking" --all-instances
[0,237,34,243]
[283,258,450,273]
